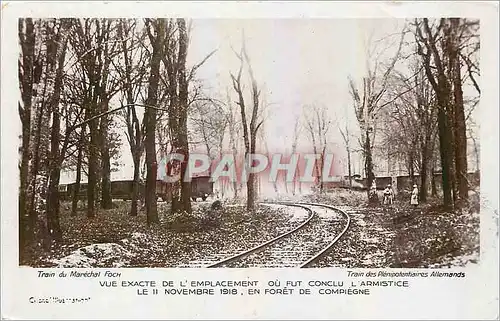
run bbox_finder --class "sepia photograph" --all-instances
[17,16,481,270]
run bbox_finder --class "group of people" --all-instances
[370,181,419,206]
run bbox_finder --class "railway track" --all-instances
[178,202,350,268]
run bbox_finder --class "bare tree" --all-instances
[18,18,72,253]
[69,18,123,217]
[18,18,36,251]
[303,104,331,193]
[45,19,73,241]
[230,34,264,211]
[143,18,166,224]
[115,19,148,216]
[348,27,405,200]
[414,18,477,207]
[225,87,241,199]
[338,113,353,188]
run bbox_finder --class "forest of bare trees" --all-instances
[341,18,479,209]
[18,18,271,260]
[18,18,479,262]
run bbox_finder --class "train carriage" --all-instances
[190,175,213,201]
[58,175,213,203]
[59,182,88,201]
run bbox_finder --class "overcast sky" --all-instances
[188,18,405,149]
[62,18,412,183]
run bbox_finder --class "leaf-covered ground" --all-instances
[21,189,481,268]
[302,189,480,268]
[22,200,296,268]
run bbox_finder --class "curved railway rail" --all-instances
[179,202,351,268]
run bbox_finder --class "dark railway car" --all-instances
[59,182,88,201]
[58,184,69,200]
[110,180,145,201]
[190,175,213,201]
[156,180,172,202]
[58,176,213,203]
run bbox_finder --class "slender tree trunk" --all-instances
[28,93,45,245]
[418,18,454,208]
[247,111,257,209]
[247,150,256,210]
[71,128,85,216]
[100,100,113,209]
[365,129,375,198]
[144,19,165,224]
[436,105,453,207]
[101,143,112,209]
[29,19,64,249]
[470,134,479,172]
[177,18,192,214]
[431,153,438,197]
[18,18,35,253]
[451,20,468,202]
[87,108,99,218]
[119,19,143,216]
[45,22,70,241]
[230,137,238,199]
[86,61,101,218]
[310,135,320,191]
[409,151,415,183]
[320,146,326,193]
[420,146,428,203]
[130,151,141,216]
[227,92,239,199]
[347,146,352,188]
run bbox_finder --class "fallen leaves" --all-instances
[22,191,480,269]
[24,200,296,268]
[306,190,480,268]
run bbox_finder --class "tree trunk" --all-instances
[27,85,45,247]
[177,18,192,214]
[470,134,479,172]
[29,19,62,249]
[71,127,85,216]
[144,19,165,224]
[100,143,112,209]
[436,105,453,208]
[409,151,415,184]
[431,155,438,197]
[418,18,454,208]
[18,18,35,253]
[87,110,99,218]
[319,147,326,193]
[365,129,375,198]
[100,99,112,209]
[45,21,70,241]
[451,19,468,202]
[247,120,257,210]
[86,59,101,218]
[347,146,352,188]
[228,100,239,199]
[247,165,256,210]
[119,19,143,217]
[130,151,141,216]
[420,147,428,203]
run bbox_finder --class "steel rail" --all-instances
[297,202,351,268]
[206,202,315,268]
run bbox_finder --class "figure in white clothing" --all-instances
[383,184,394,205]
[410,184,419,206]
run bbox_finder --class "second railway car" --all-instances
[190,175,213,201]
[59,175,213,202]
